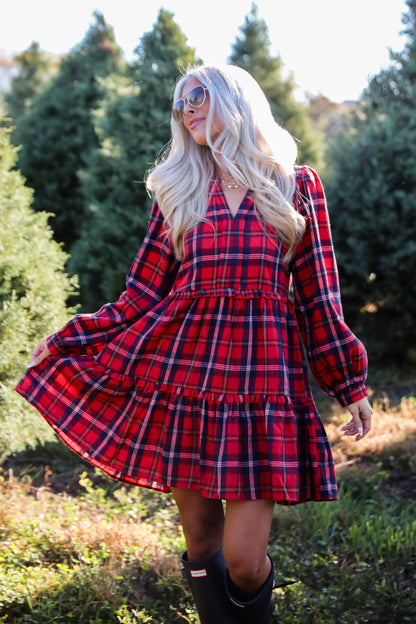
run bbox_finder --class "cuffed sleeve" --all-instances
[291,167,368,407]
[46,202,180,356]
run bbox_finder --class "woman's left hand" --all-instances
[341,397,372,441]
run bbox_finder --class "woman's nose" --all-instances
[183,101,195,115]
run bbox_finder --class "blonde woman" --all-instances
[16,65,372,624]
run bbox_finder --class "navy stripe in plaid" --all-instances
[15,166,367,503]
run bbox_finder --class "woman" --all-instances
[16,65,372,624]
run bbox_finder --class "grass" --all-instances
[0,473,191,623]
[0,389,415,623]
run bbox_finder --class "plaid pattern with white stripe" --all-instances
[15,166,367,502]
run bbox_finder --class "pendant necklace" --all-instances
[218,171,242,189]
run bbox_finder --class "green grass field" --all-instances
[1,389,415,623]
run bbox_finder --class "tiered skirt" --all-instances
[15,353,337,504]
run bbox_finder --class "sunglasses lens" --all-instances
[172,99,184,121]
[188,86,206,107]
[172,86,207,122]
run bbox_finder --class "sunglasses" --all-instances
[172,85,208,122]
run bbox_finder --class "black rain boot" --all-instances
[180,549,234,624]
[225,555,275,624]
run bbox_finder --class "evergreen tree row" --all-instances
[3,1,416,370]
[326,0,416,367]
[5,6,321,311]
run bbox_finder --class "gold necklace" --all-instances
[218,172,242,189]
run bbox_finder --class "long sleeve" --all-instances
[46,202,180,356]
[291,166,368,407]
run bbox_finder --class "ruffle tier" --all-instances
[15,354,337,504]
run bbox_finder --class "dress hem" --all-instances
[15,361,338,505]
[48,420,339,505]
[15,382,337,506]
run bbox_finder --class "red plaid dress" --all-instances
[15,166,368,503]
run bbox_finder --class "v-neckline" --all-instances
[216,175,251,220]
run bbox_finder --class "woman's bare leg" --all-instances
[172,488,274,594]
[223,498,275,594]
[171,487,225,561]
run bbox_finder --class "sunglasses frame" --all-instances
[172,85,209,122]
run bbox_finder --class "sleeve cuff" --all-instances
[335,384,368,408]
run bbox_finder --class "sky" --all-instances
[0,0,409,102]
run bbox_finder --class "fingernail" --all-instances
[358,427,363,436]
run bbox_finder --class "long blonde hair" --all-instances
[146,65,305,260]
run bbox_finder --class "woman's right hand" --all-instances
[28,337,51,368]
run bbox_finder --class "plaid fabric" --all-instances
[15,166,368,503]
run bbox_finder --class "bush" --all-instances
[0,121,77,460]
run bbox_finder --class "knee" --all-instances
[224,551,270,591]
[184,517,224,560]
[179,505,224,560]
[172,490,224,561]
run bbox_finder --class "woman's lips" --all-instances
[189,118,203,130]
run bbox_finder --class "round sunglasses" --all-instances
[172,85,208,122]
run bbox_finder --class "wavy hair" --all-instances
[145,64,306,260]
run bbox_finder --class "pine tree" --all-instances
[364,0,416,111]
[69,9,200,310]
[5,42,58,121]
[229,4,322,169]
[0,120,76,458]
[14,12,126,250]
[325,0,416,367]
